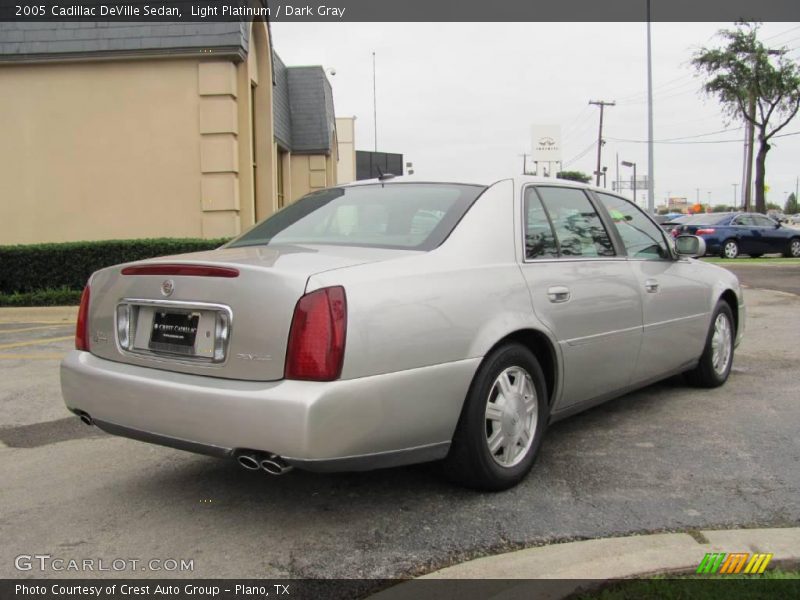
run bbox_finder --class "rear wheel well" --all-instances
[719,289,739,335]
[487,330,558,406]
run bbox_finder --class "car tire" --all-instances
[443,343,549,491]
[784,237,800,258]
[720,239,739,259]
[685,301,735,388]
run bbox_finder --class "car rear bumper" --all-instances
[61,351,479,471]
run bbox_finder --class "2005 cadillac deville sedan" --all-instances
[61,177,744,490]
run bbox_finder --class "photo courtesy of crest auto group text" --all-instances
[1,1,799,599]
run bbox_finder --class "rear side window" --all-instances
[524,192,559,259]
[228,183,486,251]
[596,192,669,259]
[530,187,615,258]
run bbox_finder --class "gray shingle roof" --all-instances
[273,53,292,149]
[0,22,249,61]
[286,66,336,154]
[0,19,335,154]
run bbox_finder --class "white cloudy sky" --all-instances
[272,22,800,208]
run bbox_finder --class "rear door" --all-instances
[751,214,784,253]
[729,214,763,255]
[520,185,642,409]
[594,193,710,381]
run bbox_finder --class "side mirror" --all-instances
[775,222,781,228]
[675,235,706,258]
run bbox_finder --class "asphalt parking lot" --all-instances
[1,268,799,579]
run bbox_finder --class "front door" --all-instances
[595,192,710,380]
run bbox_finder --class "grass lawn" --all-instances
[702,257,800,266]
[574,569,800,599]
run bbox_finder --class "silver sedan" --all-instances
[61,177,744,490]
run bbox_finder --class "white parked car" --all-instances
[61,177,744,490]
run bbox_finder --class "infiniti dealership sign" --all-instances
[530,124,562,163]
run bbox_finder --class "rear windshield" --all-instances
[680,214,732,225]
[227,183,486,250]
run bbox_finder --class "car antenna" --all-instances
[375,165,395,186]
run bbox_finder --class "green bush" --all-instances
[0,238,229,295]
[0,287,83,307]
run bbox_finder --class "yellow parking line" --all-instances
[0,336,73,351]
[0,319,74,324]
[0,353,65,360]
[0,324,73,334]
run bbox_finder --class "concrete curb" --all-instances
[374,527,800,599]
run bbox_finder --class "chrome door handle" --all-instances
[645,279,659,293]
[547,286,571,303]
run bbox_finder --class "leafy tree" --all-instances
[712,204,734,212]
[556,170,592,183]
[693,22,800,214]
[766,201,782,211]
[785,192,798,215]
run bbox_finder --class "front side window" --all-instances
[596,192,669,259]
[227,183,486,251]
[534,187,615,257]
[752,215,776,227]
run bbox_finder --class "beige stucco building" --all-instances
[0,20,338,244]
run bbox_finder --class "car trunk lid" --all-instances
[85,244,415,381]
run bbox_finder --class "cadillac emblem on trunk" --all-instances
[161,279,175,297]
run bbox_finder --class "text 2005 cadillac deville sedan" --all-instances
[61,177,744,490]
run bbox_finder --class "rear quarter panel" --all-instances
[308,179,555,381]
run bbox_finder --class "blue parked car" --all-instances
[669,212,800,259]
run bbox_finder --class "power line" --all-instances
[562,140,597,167]
[763,25,800,42]
[608,129,799,145]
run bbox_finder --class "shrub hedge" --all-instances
[0,238,229,296]
[0,287,83,307]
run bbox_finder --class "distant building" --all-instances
[356,151,404,181]
[0,19,337,244]
[335,117,356,184]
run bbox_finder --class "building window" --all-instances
[277,149,287,209]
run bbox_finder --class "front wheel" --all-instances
[444,343,549,491]
[721,239,739,259]
[685,301,735,388]
[784,237,800,258]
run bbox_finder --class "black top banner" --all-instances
[1,0,799,22]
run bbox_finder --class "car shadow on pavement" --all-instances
[105,374,692,509]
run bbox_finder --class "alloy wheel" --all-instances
[723,241,738,259]
[710,313,732,376]
[484,366,537,468]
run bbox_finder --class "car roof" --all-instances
[342,175,610,193]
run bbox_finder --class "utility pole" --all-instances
[372,51,377,152]
[518,153,529,175]
[732,183,739,207]
[589,99,615,186]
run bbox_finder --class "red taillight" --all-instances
[285,286,347,381]
[121,264,239,277]
[696,228,716,235]
[75,285,91,351]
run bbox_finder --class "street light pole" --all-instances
[622,161,636,206]
[646,0,655,215]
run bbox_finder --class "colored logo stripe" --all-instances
[696,552,773,575]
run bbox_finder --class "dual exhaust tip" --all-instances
[236,451,293,476]
[74,411,290,476]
